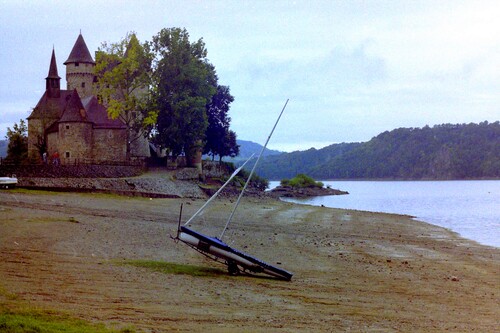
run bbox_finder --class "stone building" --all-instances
[27,34,150,165]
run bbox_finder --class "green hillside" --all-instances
[256,142,361,179]
[256,121,500,180]
[219,139,282,164]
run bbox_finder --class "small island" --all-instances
[268,173,348,198]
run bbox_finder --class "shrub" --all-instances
[282,174,323,188]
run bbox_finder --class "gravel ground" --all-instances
[0,189,498,332]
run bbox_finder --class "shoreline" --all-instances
[0,189,498,332]
[280,197,500,250]
[274,179,499,249]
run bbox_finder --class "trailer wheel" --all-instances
[227,261,240,275]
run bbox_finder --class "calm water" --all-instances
[269,180,500,248]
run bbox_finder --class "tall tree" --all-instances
[150,28,217,163]
[219,129,239,162]
[204,85,239,161]
[5,119,28,165]
[94,32,156,161]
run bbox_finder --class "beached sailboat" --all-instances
[0,174,17,189]
[173,100,293,281]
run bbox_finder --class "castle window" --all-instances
[75,62,79,67]
[81,82,85,88]
[65,151,70,158]
[66,125,70,130]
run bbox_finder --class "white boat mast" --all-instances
[219,99,289,240]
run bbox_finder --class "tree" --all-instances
[150,28,217,163]
[219,129,240,162]
[5,119,28,165]
[204,85,239,162]
[94,32,156,161]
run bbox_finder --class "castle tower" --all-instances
[64,33,95,99]
[45,48,61,98]
[57,89,93,165]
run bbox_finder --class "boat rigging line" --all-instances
[219,99,289,240]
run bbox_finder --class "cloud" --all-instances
[1,1,499,151]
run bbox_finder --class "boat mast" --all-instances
[183,154,255,227]
[219,99,289,240]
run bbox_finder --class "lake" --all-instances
[268,180,500,248]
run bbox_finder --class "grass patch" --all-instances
[10,188,138,201]
[119,260,227,277]
[0,296,135,333]
[9,188,57,196]
[1,281,134,333]
[0,311,135,333]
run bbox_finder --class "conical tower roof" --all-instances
[64,33,95,65]
[46,48,61,79]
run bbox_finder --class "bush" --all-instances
[236,168,269,190]
[280,174,323,188]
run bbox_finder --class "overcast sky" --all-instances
[1,0,499,152]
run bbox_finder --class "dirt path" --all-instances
[0,190,498,332]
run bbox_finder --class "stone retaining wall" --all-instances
[0,164,144,178]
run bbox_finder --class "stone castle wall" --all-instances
[92,128,127,162]
[58,122,93,165]
[66,63,94,98]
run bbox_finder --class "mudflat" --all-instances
[0,190,498,332]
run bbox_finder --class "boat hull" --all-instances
[0,177,17,189]
[178,226,293,281]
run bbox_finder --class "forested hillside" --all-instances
[256,142,361,179]
[256,122,500,180]
[236,140,282,159]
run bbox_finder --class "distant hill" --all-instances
[216,139,282,164]
[256,142,361,179]
[256,122,500,180]
[0,140,7,158]
[236,140,282,159]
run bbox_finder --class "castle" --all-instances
[27,34,150,165]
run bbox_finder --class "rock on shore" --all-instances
[268,185,348,198]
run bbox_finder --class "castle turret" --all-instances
[64,33,95,99]
[45,48,61,98]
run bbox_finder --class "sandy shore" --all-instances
[0,190,498,332]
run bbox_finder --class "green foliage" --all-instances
[219,130,239,161]
[236,168,269,191]
[0,310,134,333]
[257,122,500,180]
[150,28,217,161]
[95,32,155,160]
[5,119,28,165]
[280,174,323,188]
[120,260,226,277]
[256,142,360,179]
[204,85,239,161]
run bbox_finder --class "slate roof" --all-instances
[59,90,88,122]
[81,96,126,129]
[64,34,95,65]
[29,90,73,120]
[46,48,60,79]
